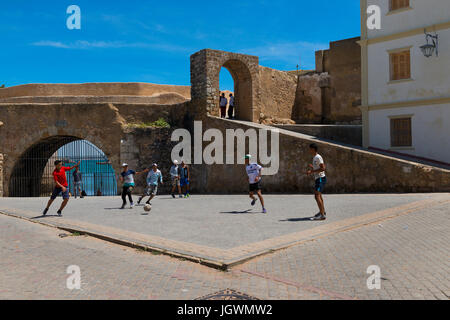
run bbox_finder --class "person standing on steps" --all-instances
[228,93,235,119]
[119,163,148,209]
[219,92,228,118]
[42,160,80,217]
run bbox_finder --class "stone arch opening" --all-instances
[9,136,117,197]
[219,59,253,121]
[190,49,259,122]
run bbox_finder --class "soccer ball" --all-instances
[144,204,152,212]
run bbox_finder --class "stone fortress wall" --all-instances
[1,43,449,197]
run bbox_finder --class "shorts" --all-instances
[314,177,327,193]
[180,178,189,187]
[249,182,261,192]
[145,185,158,196]
[171,177,180,187]
[74,181,82,187]
[51,187,70,200]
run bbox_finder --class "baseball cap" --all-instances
[244,154,252,160]
[152,163,158,167]
[122,163,128,167]
[173,160,179,165]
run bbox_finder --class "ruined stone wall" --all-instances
[315,37,362,124]
[256,38,362,125]
[186,117,450,194]
[0,101,186,196]
[258,66,298,122]
[0,83,191,100]
[120,127,179,195]
[291,73,327,123]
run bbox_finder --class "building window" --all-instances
[390,50,411,81]
[390,0,410,11]
[390,117,412,147]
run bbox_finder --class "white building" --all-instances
[360,0,450,164]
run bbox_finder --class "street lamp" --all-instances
[420,30,438,58]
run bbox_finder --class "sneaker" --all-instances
[42,208,49,216]
[146,201,151,205]
[251,198,258,206]
[186,193,190,198]
[262,208,267,214]
[179,195,183,198]
[57,210,62,216]
[172,194,176,199]
[120,204,126,209]
[137,197,143,205]
[130,202,135,209]
[313,212,327,219]
[311,214,326,221]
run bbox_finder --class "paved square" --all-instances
[0,193,448,269]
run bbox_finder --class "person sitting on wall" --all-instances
[219,93,228,118]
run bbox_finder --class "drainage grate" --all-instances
[196,289,259,300]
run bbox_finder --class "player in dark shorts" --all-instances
[306,143,327,221]
[245,154,267,214]
[180,161,190,198]
[42,160,80,216]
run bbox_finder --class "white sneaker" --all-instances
[130,202,135,209]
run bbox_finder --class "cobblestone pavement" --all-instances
[1,196,449,300]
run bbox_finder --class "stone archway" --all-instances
[190,49,260,122]
[9,136,117,197]
[0,103,124,196]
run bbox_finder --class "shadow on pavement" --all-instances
[279,217,317,222]
[220,209,256,215]
[31,215,61,219]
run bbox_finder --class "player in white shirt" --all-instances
[245,154,267,214]
[306,143,327,220]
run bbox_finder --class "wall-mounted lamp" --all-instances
[420,30,438,58]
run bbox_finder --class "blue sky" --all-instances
[1,0,361,91]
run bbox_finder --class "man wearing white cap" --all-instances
[170,160,182,198]
[119,163,149,209]
[138,163,163,205]
[245,154,267,214]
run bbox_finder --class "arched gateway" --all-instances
[190,49,260,121]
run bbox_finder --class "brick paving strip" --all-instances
[1,196,448,270]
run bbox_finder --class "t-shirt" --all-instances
[229,96,235,106]
[246,163,262,184]
[170,165,180,178]
[147,169,163,186]
[220,96,228,107]
[53,167,71,188]
[121,170,136,186]
[73,171,82,182]
[312,154,326,179]
[180,166,189,179]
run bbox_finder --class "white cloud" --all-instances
[242,41,329,69]
[31,40,191,53]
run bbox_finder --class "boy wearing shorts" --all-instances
[245,155,267,214]
[42,160,80,216]
[307,143,327,221]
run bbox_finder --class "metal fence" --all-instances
[10,138,117,197]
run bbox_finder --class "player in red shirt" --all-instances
[43,160,80,216]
